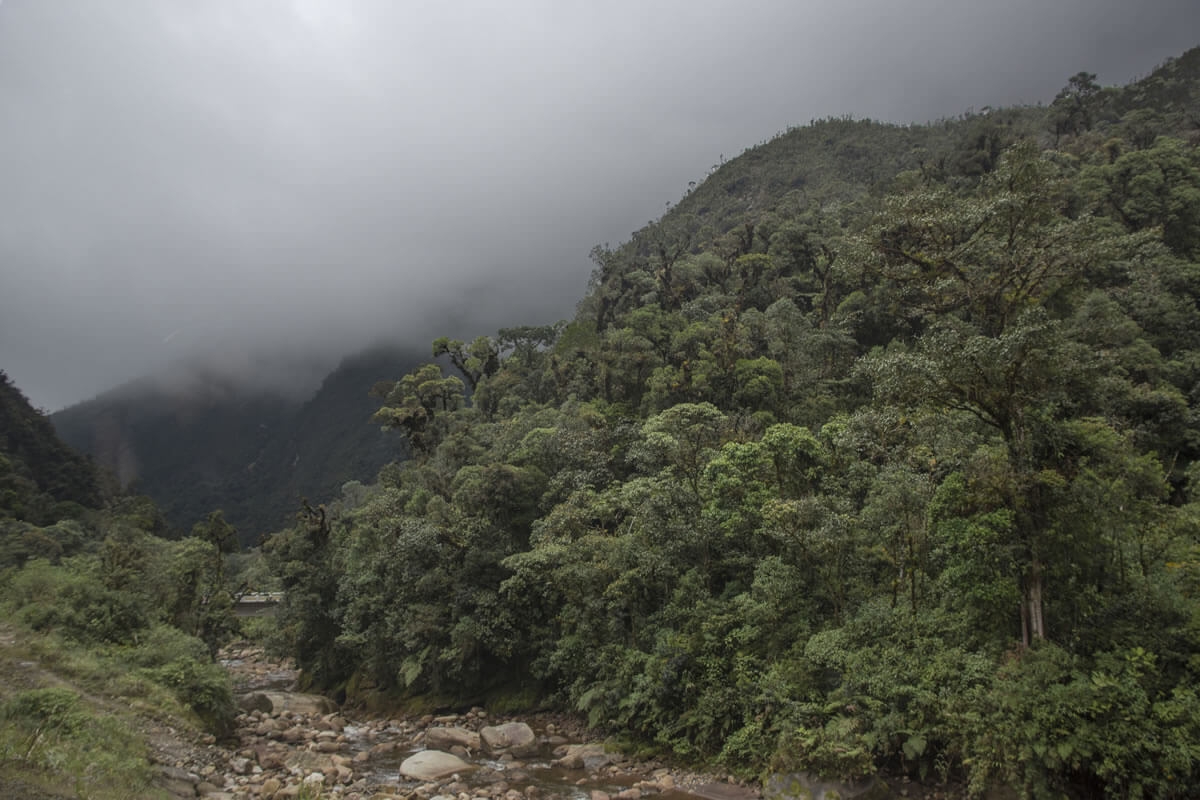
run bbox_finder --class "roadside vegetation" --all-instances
[1,375,254,797]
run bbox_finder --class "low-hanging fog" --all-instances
[1,0,1197,411]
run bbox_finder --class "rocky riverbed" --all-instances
[153,642,764,800]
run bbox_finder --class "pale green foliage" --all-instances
[371,363,466,455]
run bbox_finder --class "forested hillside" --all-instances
[264,49,1200,797]
[52,346,416,543]
[0,370,104,523]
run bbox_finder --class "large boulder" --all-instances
[763,772,888,800]
[236,692,272,713]
[481,721,539,757]
[399,750,477,780]
[426,725,482,751]
[554,743,614,770]
[237,691,337,715]
[691,784,758,800]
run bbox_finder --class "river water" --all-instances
[218,643,754,800]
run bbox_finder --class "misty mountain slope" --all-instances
[1106,44,1200,131]
[584,47,1200,343]
[240,346,415,535]
[667,118,953,233]
[625,45,1198,262]
[52,346,417,543]
[643,110,1039,248]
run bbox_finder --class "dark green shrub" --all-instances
[2,687,85,736]
[6,559,150,645]
[145,657,235,737]
[958,644,1200,798]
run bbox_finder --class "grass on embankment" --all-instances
[0,624,173,799]
[0,560,238,799]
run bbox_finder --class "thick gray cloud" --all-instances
[1,0,1197,410]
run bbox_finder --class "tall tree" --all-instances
[371,364,465,456]
[857,143,1145,645]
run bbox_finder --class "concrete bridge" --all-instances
[234,592,283,617]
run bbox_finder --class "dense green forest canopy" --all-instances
[265,49,1200,797]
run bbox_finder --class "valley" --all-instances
[3,43,1200,799]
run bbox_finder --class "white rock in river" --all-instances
[399,750,478,780]
[555,743,613,770]
[237,691,337,715]
[481,722,539,757]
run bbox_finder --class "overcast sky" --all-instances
[1,1,1197,411]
